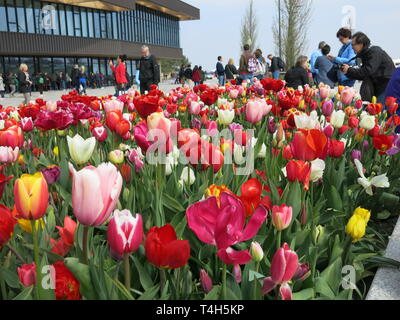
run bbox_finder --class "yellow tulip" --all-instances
[346,214,367,242]
[18,218,45,233]
[353,207,371,223]
[53,146,59,157]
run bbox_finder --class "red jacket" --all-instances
[192,69,201,82]
[110,63,128,84]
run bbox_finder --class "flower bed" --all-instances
[0,80,399,300]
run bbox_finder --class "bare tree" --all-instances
[272,0,313,70]
[241,0,259,53]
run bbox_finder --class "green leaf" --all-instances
[138,284,160,300]
[366,256,400,268]
[286,181,302,222]
[13,286,34,300]
[319,258,343,295]
[326,185,343,212]
[162,193,185,212]
[292,288,315,300]
[132,257,154,291]
[204,285,221,300]
[1,267,20,289]
[315,277,335,299]
[105,273,135,300]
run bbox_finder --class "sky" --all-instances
[180,0,400,71]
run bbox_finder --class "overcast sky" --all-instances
[180,0,400,71]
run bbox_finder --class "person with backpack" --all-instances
[238,44,257,85]
[78,66,87,95]
[225,58,239,81]
[109,54,128,96]
[268,54,285,79]
[254,49,267,80]
[216,56,225,86]
[192,65,201,86]
[315,45,335,88]
[71,65,80,92]
[138,45,160,94]
[184,65,193,87]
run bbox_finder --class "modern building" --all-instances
[0,0,199,83]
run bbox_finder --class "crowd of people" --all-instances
[177,64,207,87]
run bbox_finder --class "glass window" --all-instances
[52,4,60,35]
[81,8,87,37]
[39,57,52,74]
[15,0,26,32]
[92,58,99,73]
[6,57,20,74]
[99,58,106,75]
[65,57,76,76]
[73,7,81,37]
[53,57,65,74]
[0,0,7,32]
[33,0,41,33]
[106,12,112,38]
[66,5,74,36]
[87,9,94,37]
[94,11,100,38]
[6,0,17,32]
[100,12,106,38]
[58,4,66,35]
[41,1,53,35]
[111,12,117,39]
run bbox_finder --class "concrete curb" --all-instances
[366,216,400,300]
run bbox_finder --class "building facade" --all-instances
[0,0,199,80]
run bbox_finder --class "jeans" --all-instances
[340,79,356,87]
[238,74,254,85]
[0,90,4,98]
[272,71,280,79]
[79,81,87,95]
[218,75,225,87]
[377,92,386,104]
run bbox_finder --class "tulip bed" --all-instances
[0,79,400,300]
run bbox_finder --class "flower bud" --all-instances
[109,150,125,164]
[293,263,311,281]
[250,241,264,262]
[17,263,36,287]
[200,269,213,293]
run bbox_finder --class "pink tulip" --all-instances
[92,126,107,142]
[107,209,143,259]
[206,120,218,137]
[17,263,36,287]
[319,87,330,100]
[233,264,242,283]
[133,121,152,153]
[189,101,201,115]
[271,204,293,231]
[127,148,144,172]
[21,117,33,132]
[103,99,124,113]
[147,112,173,154]
[246,99,264,124]
[341,87,356,106]
[69,162,123,226]
[324,125,334,138]
[186,192,267,265]
[262,243,298,300]
[0,146,19,163]
[229,89,239,99]
[322,100,334,116]
[200,269,213,293]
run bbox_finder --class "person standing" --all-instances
[310,41,327,84]
[65,72,72,89]
[8,73,16,96]
[37,73,45,95]
[192,65,201,86]
[18,64,32,105]
[238,44,256,85]
[0,74,5,98]
[138,45,160,94]
[109,55,128,96]
[284,56,310,89]
[71,65,80,92]
[199,66,206,84]
[315,45,335,88]
[184,65,193,87]
[178,64,185,85]
[341,32,395,103]
[254,49,267,80]
[216,56,225,86]
[268,54,285,79]
[78,66,87,95]
[225,58,239,81]
[328,28,357,87]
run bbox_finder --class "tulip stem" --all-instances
[82,226,89,265]
[160,269,166,297]
[276,230,282,251]
[31,220,42,300]
[0,254,7,300]
[221,263,227,300]
[252,262,260,300]
[123,254,131,292]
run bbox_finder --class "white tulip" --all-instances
[180,167,195,186]
[310,159,325,182]
[354,159,389,196]
[330,110,345,129]
[359,114,376,130]
[67,134,96,165]
[218,109,235,125]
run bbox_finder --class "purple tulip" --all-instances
[351,150,362,162]
[322,100,334,116]
[40,166,61,185]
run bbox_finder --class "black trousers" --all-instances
[140,79,154,94]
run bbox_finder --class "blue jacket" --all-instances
[333,42,356,84]
[315,56,334,88]
[385,68,400,110]
[310,50,322,74]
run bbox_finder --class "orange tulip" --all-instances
[14,172,49,220]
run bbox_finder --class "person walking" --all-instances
[109,55,128,96]
[341,32,395,103]
[138,45,160,94]
[78,66,87,95]
[8,73,17,96]
[328,28,357,87]
[184,65,193,87]
[284,56,310,89]
[310,41,326,84]
[37,73,45,95]
[268,54,285,79]
[225,58,239,82]
[216,56,225,86]
[66,73,72,89]
[315,45,335,88]
[0,74,5,98]
[254,49,267,80]
[192,65,201,86]
[199,66,206,84]
[18,64,32,105]
[238,44,256,85]
[71,65,80,92]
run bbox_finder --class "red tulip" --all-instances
[53,261,82,300]
[290,129,327,161]
[105,110,122,132]
[367,103,383,115]
[17,263,36,287]
[134,94,161,119]
[328,140,345,158]
[92,126,107,142]
[20,117,34,132]
[145,224,190,269]
[240,178,272,215]
[286,160,311,191]
[51,216,77,256]
[0,166,13,201]
[373,134,394,155]
[348,116,359,129]
[0,204,17,247]
[0,125,24,148]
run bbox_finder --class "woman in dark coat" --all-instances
[18,64,32,105]
[225,58,238,81]
[284,56,310,89]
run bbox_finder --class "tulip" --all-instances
[286,160,311,191]
[200,269,213,293]
[0,125,24,148]
[179,167,195,186]
[17,263,37,287]
[189,101,202,115]
[267,117,276,134]
[217,109,234,125]
[233,264,242,283]
[0,204,17,246]
[262,243,298,300]
[373,134,394,155]
[21,117,34,132]
[109,150,125,164]
[346,212,369,243]
[340,87,356,105]
[133,121,152,153]
[14,172,49,220]
[330,110,345,129]
[319,86,330,100]
[328,140,345,158]
[0,167,13,202]
[246,99,264,124]
[92,126,107,142]
[67,134,96,165]
[322,100,334,116]
[127,148,145,172]
[147,112,173,154]
[107,209,143,258]
[103,99,124,113]
[351,150,362,162]
[0,146,19,163]
[310,159,325,182]
[69,162,123,226]
[186,192,267,265]
[40,166,61,185]
[145,224,190,269]
[290,129,327,162]
[293,263,311,281]
[323,125,334,138]
[354,159,389,196]
[271,204,293,231]
[51,216,77,257]
[359,114,376,131]
[250,241,264,262]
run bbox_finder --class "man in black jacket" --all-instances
[71,65,80,92]
[138,45,160,94]
[342,32,395,103]
[268,54,285,79]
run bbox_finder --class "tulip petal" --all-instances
[279,282,293,300]
[270,247,286,283]
[239,205,267,242]
[14,179,31,219]
[261,277,277,295]
[217,247,252,265]
[29,176,48,219]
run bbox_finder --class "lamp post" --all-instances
[278,0,282,58]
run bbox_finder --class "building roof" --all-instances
[45,0,200,19]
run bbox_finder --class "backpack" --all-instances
[247,56,258,73]
[278,58,286,70]
[38,77,44,84]
[255,59,266,75]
